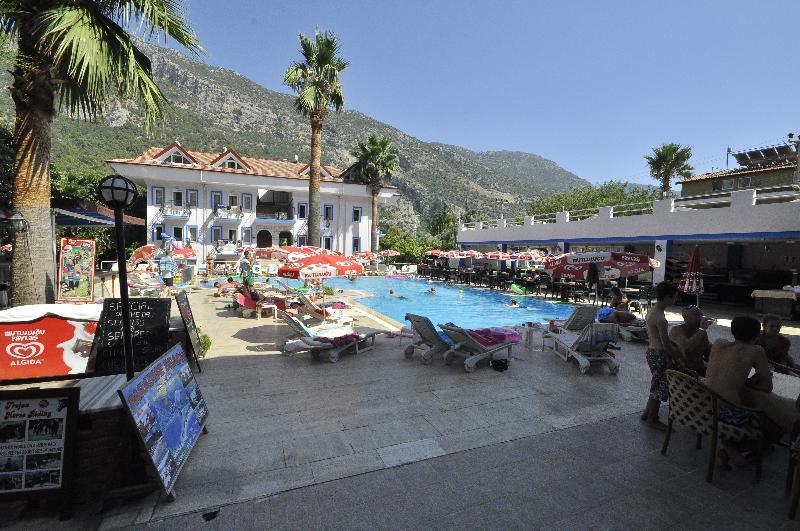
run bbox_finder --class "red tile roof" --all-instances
[677,162,797,184]
[108,145,346,182]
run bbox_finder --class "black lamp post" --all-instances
[97,175,138,380]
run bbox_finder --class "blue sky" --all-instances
[181,0,797,185]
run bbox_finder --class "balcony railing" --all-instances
[256,208,293,220]
[214,206,244,219]
[158,202,191,217]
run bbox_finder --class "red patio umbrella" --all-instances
[425,250,444,256]
[379,249,400,257]
[513,251,545,262]
[543,251,657,281]
[278,254,365,280]
[679,246,704,306]
[485,251,511,260]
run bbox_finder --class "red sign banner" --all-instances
[0,316,98,381]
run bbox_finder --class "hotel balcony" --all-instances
[213,206,244,221]
[158,201,191,219]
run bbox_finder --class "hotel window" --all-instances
[211,226,222,243]
[152,187,165,206]
[163,152,191,165]
[187,190,198,207]
[297,203,308,219]
[228,229,237,242]
[323,204,334,221]
[712,179,735,192]
[352,237,361,253]
[172,190,183,206]
[154,224,165,241]
[352,207,362,223]
[228,194,239,208]
[242,227,252,244]
[223,158,244,170]
[211,191,223,209]
[187,226,198,242]
[322,236,333,251]
[297,235,308,246]
[173,226,183,241]
[241,193,253,210]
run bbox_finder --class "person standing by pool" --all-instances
[158,248,178,297]
[642,281,681,430]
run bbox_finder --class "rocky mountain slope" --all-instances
[0,43,589,221]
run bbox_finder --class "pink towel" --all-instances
[468,328,522,346]
[314,332,360,347]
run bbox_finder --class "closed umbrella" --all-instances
[679,245,704,306]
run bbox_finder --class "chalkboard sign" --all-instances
[118,344,208,496]
[174,293,202,372]
[93,298,171,376]
[0,387,80,519]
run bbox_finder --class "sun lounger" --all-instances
[296,293,351,325]
[550,305,598,332]
[544,322,620,375]
[278,310,379,363]
[439,324,521,372]
[404,313,453,364]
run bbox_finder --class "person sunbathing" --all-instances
[609,286,629,310]
[214,277,240,296]
[597,306,642,326]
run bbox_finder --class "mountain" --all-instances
[0,43,589,224]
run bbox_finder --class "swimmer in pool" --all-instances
[507,300,520,307]
[389,289,408,300]
[427,287,437,295]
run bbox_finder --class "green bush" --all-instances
[322,285,336,297]
[198,328,212,357]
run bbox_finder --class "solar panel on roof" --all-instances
[733,153,750,166]
[762,147,781,161]
[776,145,794,157]
[746,150,765,162]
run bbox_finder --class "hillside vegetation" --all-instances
[0,43,589,224]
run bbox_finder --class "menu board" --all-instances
[0,388,78,498]
[57,238,95,302]
[93,298,171,376]
[118,344,208,495]
[0,316,98,382]
[173,293,203,372]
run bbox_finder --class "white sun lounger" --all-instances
[544,322,620,375]
[279,310,379,363]
[438,324,516,373]
[404,313,453,364]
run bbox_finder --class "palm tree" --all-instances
[645,143,694,196]
[1,1,201,305]
[284,30,348,247]
[350,134,400,252]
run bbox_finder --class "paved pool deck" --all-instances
[7,289,800,529]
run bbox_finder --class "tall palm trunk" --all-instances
[370,186,380,252]
[307,119,323,247]
[9,40,57,305]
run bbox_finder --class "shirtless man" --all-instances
[642,281,681,429]
[669,305,712,376]
[705,316,774,465]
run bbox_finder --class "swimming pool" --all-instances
[325,276,575,329]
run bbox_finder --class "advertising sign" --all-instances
[0,317,98,382]
[0,387,79,498]
[93,298,171,376]
[57,238,95,303]
[118,344,208,495]
[173,293,203,371]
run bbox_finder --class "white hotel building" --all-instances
[108,142,399,261]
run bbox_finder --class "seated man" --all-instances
[668,305,712,376]
[705,316,774,465]
[755,314,793,371]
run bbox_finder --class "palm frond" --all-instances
[35,4,168,130]
[93,0,202,54]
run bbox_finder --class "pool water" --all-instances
[325,276,575,329]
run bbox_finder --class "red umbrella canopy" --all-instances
[172,247,196,260]
[380,249,400,257]
[425,249,444,256]
[485,251,511,260]
[514,251,545,262]
[679,246,704,294]
[544,251,657,280]
[463,250,484,259]
[445,250,463,258]
[271,245,314,261]
[278,254,365,279]
[129,244,158,265]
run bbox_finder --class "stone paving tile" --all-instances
[282,431,354,467]
[378,438,446,467]
[436,426,500,453]
[485,415,555,442]
[310,450,384,482]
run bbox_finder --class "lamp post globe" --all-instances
[97,174,138,209]
[8,212,29,234]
